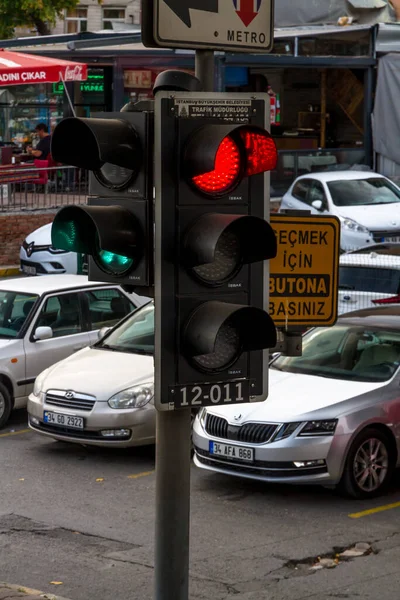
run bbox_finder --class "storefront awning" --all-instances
[0,49,87,86]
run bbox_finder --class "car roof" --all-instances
[339,253,400,268]
[338,305,400,330]
[0,275,118,296]
[294,171,388,184]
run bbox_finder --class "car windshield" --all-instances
[339,266,400,294]
[327,178,400,207]
[96,301,154,355]
[271,325,400,382]
[0,290,38,338]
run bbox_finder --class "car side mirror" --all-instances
[311,200,323,211]
[34,326,53,341]
[98,326,111,340]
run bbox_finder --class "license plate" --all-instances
[209,441,254,462]
[22,265,36,275]
[43,411,84,429]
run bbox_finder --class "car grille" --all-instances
[20,259,47,274]
[45,390,96,412]
[205,413,279,444]
[30,420,131,441]
[195,448,328,478]
[371,230,400,242]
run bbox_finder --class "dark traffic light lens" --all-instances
[192,318,241,372]
[95,163,137,191]
[94,234,134,276]
[192,136,240,195]
[193,229,242,285]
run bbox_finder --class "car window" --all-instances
[0,291,38,338]
[292,179,312,203]
[96,302,154,355]
[327,178,400,207]
[36,292,83,338]
[84,289,135,330]
[339,266,400,295]
[272,325,400,382]
[309,181,326,206]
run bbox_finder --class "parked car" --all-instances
[339,252,400,313]
[193,305,400,498]
[280,171,400,252]
[20,223,87,276]
[0,275,148,428]
[28,301,155,447]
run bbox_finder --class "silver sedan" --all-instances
[194,305,400,498]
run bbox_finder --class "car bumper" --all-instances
[28,393,156,448]
[340,229,373,252]
[20,249,76,276]
[192,420,349,486]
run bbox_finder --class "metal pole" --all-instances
[154,410,192,600]
[154,48,215,600]
[195,50,215,92]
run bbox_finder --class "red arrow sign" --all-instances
[236,0,258,27]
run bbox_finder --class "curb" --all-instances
[0,265,20,277]
[0,582,72,600]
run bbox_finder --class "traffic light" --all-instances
[154,91,278,411]
[50,109,153,286]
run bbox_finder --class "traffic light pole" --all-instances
[154,50,216,600]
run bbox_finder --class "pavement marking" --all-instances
[0,428,30,438]
[127,470,155,480]
[349,501,400,519]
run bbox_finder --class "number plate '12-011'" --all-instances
[169,380,251,409]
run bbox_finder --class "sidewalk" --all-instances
[0,582,72,600]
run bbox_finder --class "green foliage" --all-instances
[0,0,81,38]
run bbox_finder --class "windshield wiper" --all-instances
[338,284,355,290]
[97,344,119,352]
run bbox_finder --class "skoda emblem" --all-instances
[26,242,34,257]
[234,413,242,421]
[65,391,74,399]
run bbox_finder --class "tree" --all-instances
[0,0,81,38]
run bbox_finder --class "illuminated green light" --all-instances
[97,248,134,276]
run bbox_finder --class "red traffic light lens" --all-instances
[240,130,277,176]
[192,136,240,195]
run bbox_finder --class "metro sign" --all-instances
[233,0,262,27]
[143,0,274,53]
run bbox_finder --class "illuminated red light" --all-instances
[240,130,277,176]
[192,136,240,194]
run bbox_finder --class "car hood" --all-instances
[25,222,52,244]
[207,369,388,422]
[42,346,154,400]
[338,204,400,230]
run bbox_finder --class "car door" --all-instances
[82,287,138,345]
[281,179,313,212]
[23,290,91,394]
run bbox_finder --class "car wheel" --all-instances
[338,428,395,499]
[0,382,12,429]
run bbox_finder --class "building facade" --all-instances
[51,0,141,35]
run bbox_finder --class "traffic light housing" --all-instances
[50,110,153,286]
[154,91,277,411]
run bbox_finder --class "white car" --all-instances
[28,301,155,447]
[0,275,148,428]
[339,252,400,314]
[20,223,86,276]
[280,171,400,252]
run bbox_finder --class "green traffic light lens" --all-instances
[94,234,134,276]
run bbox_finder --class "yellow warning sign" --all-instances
[269,215,340,328]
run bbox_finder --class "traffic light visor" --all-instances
[51,117,141,171]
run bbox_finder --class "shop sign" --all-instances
[124,70,153,89]
[269,214,340,328]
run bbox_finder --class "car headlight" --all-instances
[48,246,68,254]
[271,422,302,441]
[339,217,370,235]
[108,382,154,409]
[298,420,338,437]
[33,369,49,396]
